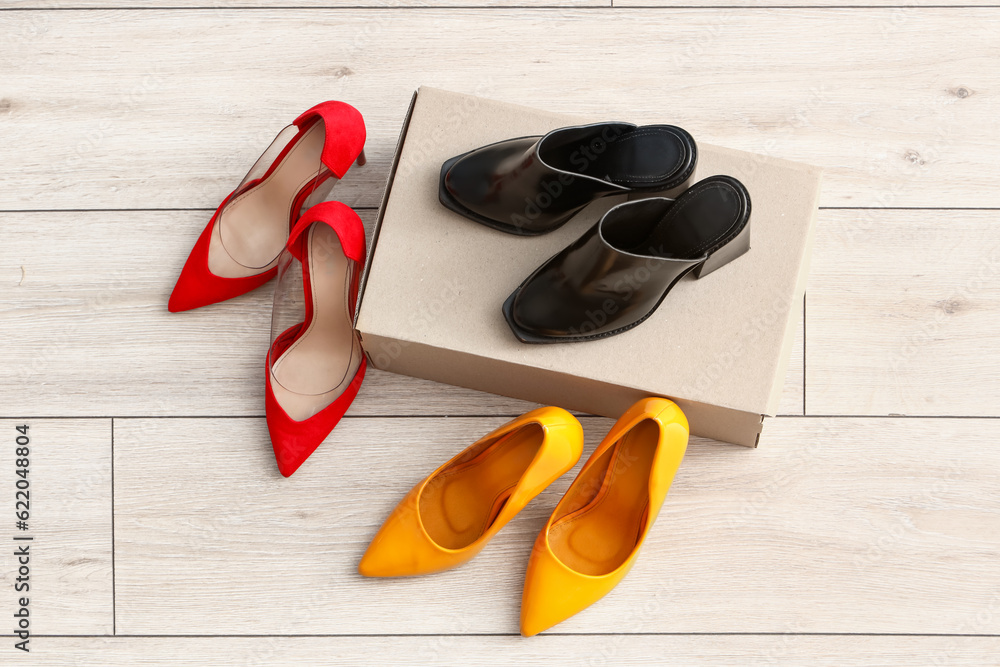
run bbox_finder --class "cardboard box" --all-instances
[357,87,821,446]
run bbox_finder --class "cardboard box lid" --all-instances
[359,87,821,417]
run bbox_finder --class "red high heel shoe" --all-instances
[264,201,367,477]
[168,101,366,312]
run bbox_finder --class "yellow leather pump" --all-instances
[519,397,689,636]
[359,407,584,578]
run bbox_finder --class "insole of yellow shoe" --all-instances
[419,423,544,550]
[209,122,327,278]
[548,419,658,576]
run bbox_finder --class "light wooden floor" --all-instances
[2,3,1000,665]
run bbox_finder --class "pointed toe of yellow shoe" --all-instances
[359,406,584,578]
[520,533,614,636]
[520,397,689,635]
[357,539,404,578]
[358,487,448,577]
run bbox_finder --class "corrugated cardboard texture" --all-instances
[358,87,821,443]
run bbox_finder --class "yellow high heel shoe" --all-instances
[359,407,584,578]
[519,397,689,636]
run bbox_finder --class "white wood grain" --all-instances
[0,209,804,417]
[0,419,112,636]
[5,3,997,660]
[21,635,1000,666]
[807,209,1000,416]
[1,9,997,209]
[3,0,992,7]
[113,415,1000,635]
[618,0,997,5]
[0,0,608,7]
[0,209,537,417]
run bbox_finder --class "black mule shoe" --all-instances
[439,122,697,236]
[502,175,751,343]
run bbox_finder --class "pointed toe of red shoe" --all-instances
[264,381,348,478]
[264,353,367,478]
[265,415,322,478]
[166,286,195,314]
[168,215,277,313]
[167,262,220,313]
[264,371,328,478]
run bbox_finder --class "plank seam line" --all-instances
[3,5,1000,10]
[775,413,1000,419]
[610,3,1000,7]
[802,291,807,416]
[111,417,116,636]
[28,632,1000,638]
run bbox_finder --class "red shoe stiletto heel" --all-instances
[168,101,366,312]
[264,201,367,477]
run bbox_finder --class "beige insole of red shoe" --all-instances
[419,424,544,551]
[547,420,657,576]
[209,123,327,279]
[270,223,362,422]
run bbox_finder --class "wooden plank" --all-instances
[21,635,1000,665]
[2,0,991,8]
[0,419,112,636]
[1,9,998,209]
[0,209,803,417]
[619,0,997,6]
[1,0,994,7]
[113,415,1000,635]
[807,209,1000,416]
[0,209,537,417]
[1,0,607,7]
